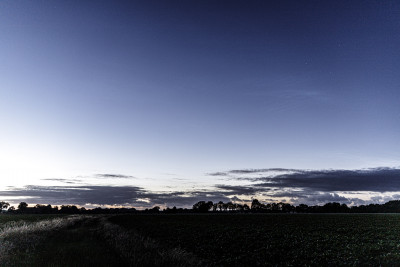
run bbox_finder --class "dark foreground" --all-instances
[2,214,400,266]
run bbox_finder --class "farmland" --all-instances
[3,214,400,266]
[109,214,400,266]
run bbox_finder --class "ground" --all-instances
[2,214,400,266]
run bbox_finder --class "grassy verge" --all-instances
[0,215,88,266]
[0,215,203,266]
[0,214,66,228]
[25,216,127,267]
[98,216,204,266]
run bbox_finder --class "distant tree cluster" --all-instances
[3,199,400,214]
[2,202,137,215]
[192,201,250,212]
[0,201,10,212]
[190,199,400,214]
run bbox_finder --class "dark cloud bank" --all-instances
[0,185,230,208]
[216,167,400,192]
[2,168,400,208]
[216,167,400,205]
[208,168,299,176]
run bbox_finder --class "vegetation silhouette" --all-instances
[0,201,9,212]
[3,199,400,214]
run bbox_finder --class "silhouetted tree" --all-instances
[251,199,262,210]
[212,203,217,212]
[265,203,272,211]
[235,203,244,211]
[60,205,79,214]
[296,204,309,213]
[18,202,28,211]
[193,201,213,212]
[281,203,295,213]
[34,204,54,214]
[149,206,160,213]
[227,202,234,211]
[7,206,15,213]
[271,203,280,212]
[217,201,224,211]
[0,201,10,211]
[382,200,400,212]
[222,202,229,211]
[322,202,349,213]
[340,203,349,212]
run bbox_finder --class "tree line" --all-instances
[192,199,400,213]
[0,201,138,214]
[2,199,400,214]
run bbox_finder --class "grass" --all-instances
[99,216,203,266]
[0,215,88,266]
[25,216,127,267]
[0,215,201,267]
[0,214,66,226]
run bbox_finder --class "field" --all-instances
[109,214,400,266]
[3,214,400,266]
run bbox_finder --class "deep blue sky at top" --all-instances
[1,0,399,186]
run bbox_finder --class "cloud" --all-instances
[287,192,367,206]
[0,185,145,206]
[146,191,231,208]
[230,196,243,202]
[212,167,400,205]
[216,185,267,195]
[41,178,83,184]
[207,172,228,176]
[208,168,299,176]
[218,167,400,192]
[208,168,305,181]
[253,167,400,192]
[229,168,298,174]
[96,174,135,179]
[2,167,400,208]
[0,185,230,208]
[215,185,368,205]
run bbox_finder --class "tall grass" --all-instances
[0,215,205,266]
[0,215,88,265]
[98,216,205,266]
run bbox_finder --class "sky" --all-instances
[1,0,400,208]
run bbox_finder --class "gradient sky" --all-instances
[1,1,400,208]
